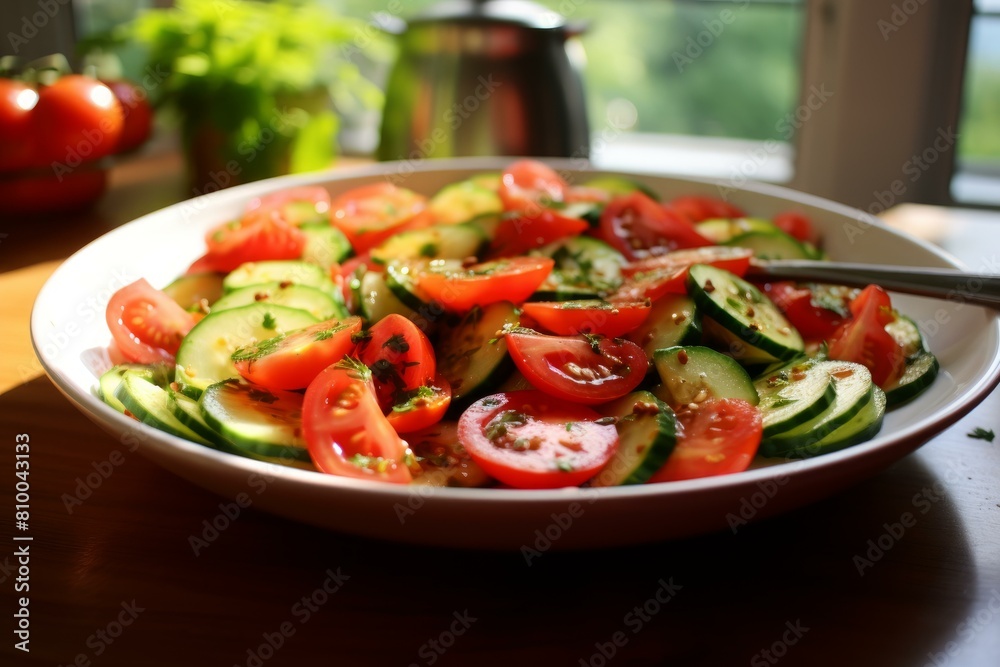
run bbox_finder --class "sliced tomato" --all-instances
[358,313,436,409]
[457,390,619,488]
[106,279,197,363]
[648,398,762,483]
[499,159,569,213]
[611,247,754,302]
[414,256,554,313]
[761,281,849,340]
[232,317,362,391]
[600,192,711,260]
[773,210,816,244]
[827,285,906,387]
[386,375,452,434]
[202,212,307,272]
[669,195,746,223]
[505,330,647,404]
[244,186,331,226]
[490,208,589,257]
[521,301,651,338]
[330,182,426,253]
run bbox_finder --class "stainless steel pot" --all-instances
[377,0,590,161]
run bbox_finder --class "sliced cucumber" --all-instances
[357,270,422,324]
[175,303,318,397]
[724,230,814,260]
[687,264,804,361]
[808,387,887,455]
[199,381,310,462]
[884,351,939,407]
[759,361,874,458]
[589,391,676,487]
[533,236,625,299]
[626,293,701,366]
[582,176,660,200]
[427,180,503,225]
[886,314,925,359]
[167,388,239,452]
[700,316,782,365]
[300,223,353,269]
[754,357,837,437]
[99,363,173,414]
[408,421,491,487]
[370,223,487,265]
[463,212,504,241]
[652,346,758,409]
[222,260,331,293]
[437,301,518,410]
[115,372,210,444]
[163,273,224,311]
[695,217,779,243]
[209,282,347,321]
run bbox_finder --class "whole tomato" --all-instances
[31,74,123,167]
[103,79,152,153]
[0,78,38,171]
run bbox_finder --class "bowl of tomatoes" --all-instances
[31,157,1000,548]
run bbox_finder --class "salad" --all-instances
[99,160,939,489]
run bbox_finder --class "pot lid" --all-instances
[409,0,568,30]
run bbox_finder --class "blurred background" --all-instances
[1,0,997,210]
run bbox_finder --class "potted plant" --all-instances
[94,0,387,190]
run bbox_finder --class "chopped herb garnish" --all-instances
[351,329,373,345]
[769,398,798,409]
[481,397,501,407]
[314,322,348,341]
[555,459,575,472]
[565,422,575,431]
[582,332,603,354]
[419,242,439,258]
[484,410,527,441]
[247,387,279,404]
[968,427,995,442]
[261,312,277,330]
[383,333,410,354]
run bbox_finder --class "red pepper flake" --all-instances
[703,279,715,293]
[677,349,689,365]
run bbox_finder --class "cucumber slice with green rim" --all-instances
[701,316,782,365]
[759,360,874,458]
[115,372,210,444]
[582,176,660,200]
[723,230,814,260]
[408,421,491,487]
[754,357,837,437]
[210,282,347,321]
[357,270,423,324]
[175,303,318,397]
[427,180,504,224]
[199,381,310,462]
[589,391,676,487]
[383,263,449,328]
[168,388,239,452]
[163,273,224,311]
[807,387,886,455]
[626,293,701,366]
[533,236,625,298]
[886,314,926,359]
[687,264,804,361]
[370,223,487,265]
[222,260,331,294]
[695,217,779,243]
[99,363,172,414]
[300,223,352,269]
[884,351,939,407]
[437,301,519,410]
[463,212,504,241]
[652,346,758,409]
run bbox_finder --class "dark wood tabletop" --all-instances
[2,152,999,667]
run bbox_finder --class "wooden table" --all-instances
[2,153,1000,667]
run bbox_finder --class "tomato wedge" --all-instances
[772,210,816,244]
[505,329,647,404]
[827,285,906,387]
[202,212,306,273]
[611,247,754,302]
[457,390,619,488]
[106,279,197,363]
[303,359,412,483]
[600,192,712,260]
[648,398,762,483]
[330,182,426,253]
[386,375,452,434]
[669,195,746,223]
[244,186,331,226]
[490,208,589,257]
[499,159,569,213]
[232,317,362,391]
[357,313,436,409]
[761,282,850,341]
[414,257,554,313]
[521,300,651,338]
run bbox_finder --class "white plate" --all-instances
[31,157,1000,549]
